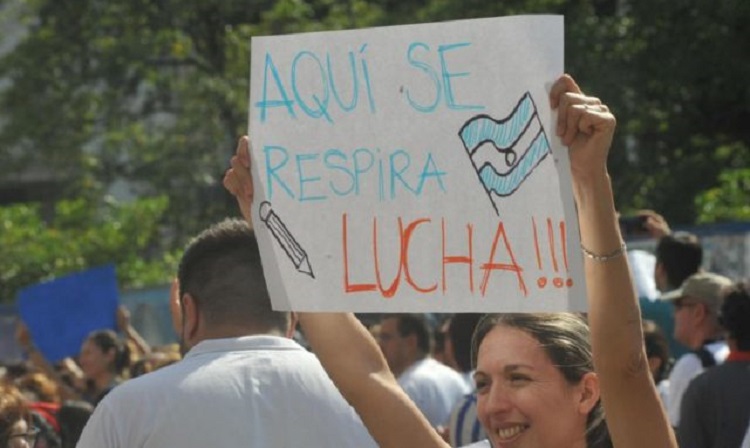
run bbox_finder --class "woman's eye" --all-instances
[509,374,531,384]
[474,379,488,392]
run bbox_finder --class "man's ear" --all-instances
[286,312,299,339]
[169,278,182,336]
[693,302,709,322]
[577,372,601,416]
[181,293,200,341]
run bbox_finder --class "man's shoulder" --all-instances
[104,360,186,403]
[672,352,703,371]
[406,359,468,388]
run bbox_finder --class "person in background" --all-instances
[650,231,703,358]
[0,383,39,448]
[57,401,93,448]
[678,281,750,447]
[128,344,180,378]
[445,313,486,447]
[642,319,671,406]
[76,330,130,405]
[115,306,151,361]
[15,311,133,406]
[432,318,451,366]
[222,73,678,448]
[661,271,733,428]
[378,313,470,428]
[654,232,703,296]
[76,219,377,448]
[624,210,700,360]
[14,372,63,448]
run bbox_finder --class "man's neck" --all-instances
[186,325,287,350]
[689,326,723,350]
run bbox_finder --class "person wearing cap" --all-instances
[661,271,734,428]
[677,281,750,447]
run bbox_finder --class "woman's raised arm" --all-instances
[550,74,677,448]
[223,136,448,448]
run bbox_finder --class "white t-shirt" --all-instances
[742,423,750,448]
[77,336,377,448]
[398,357,471,427]
[666,340,728,426]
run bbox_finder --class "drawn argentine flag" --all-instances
[458,92,551,215]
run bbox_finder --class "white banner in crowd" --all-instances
[248,15,586,312]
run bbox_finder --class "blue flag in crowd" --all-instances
[18,265,119,362]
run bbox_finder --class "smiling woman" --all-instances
[472,314,608,448]
[223,73,678,448]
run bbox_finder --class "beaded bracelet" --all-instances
[581,242,626,262]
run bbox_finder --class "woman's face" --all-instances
[5,419,36,448]
[78,338,112,379]
[474,325,594,448]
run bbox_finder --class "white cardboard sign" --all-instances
[248,15,586,312]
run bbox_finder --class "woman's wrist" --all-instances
[572,169,610,199]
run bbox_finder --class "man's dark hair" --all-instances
[177,218,288,333]
[720,282,750,351]
[655,232,703,289]
[448,313,483,373]
[392,314,431,355]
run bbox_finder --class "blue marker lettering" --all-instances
[255,53,296,123]
[352,148,374,196]
[292,51,332,123]
[327,52,358,112]
[417,152,447,194]
[359,44,376,113]
[296,153,326,202]
[405,42,441,113]
[324,149,356,196]
[438,43,484,111]
[263,145,295,199]
[389,150,417,198]
[377,149,385,201]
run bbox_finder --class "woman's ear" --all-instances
[577,372,601,415]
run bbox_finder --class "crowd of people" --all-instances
[1,73,748,448]
[0,307,180,447]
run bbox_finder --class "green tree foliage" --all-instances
[0,0,747,300]
[695,159,750,224]
[574,0,750,224]
[0,196,179,302]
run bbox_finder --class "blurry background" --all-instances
[1,0,748,353]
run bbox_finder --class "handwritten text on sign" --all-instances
[249,15,585,312]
